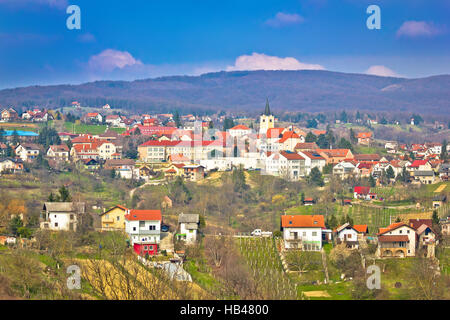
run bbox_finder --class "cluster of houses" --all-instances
[38,201,201,256]
[1,103,448,186]
[280,213,444,259]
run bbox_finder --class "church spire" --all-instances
[264,98,272,116]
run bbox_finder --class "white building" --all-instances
[15,143,40,162]
[41,202,85,232]
[177,213,200,244]
[297,151,326,175]
[125,209,162,256]
[281,215,325,251]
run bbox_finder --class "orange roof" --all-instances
[353,225,368,233]
[278,131,300,143]
[266,128,284,139]
[280,151,304,160]
[317,149,352,157]
[125,210,162,221]
[230,124,250,131]
[356,132,372,139]
[281,215,325,228]
[378,222,410,235]
[312,130,326,136]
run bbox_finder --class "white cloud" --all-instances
[88,49,143,72]
[226,53,325,71]
[365,65,400,77]
[396,21,443,38]
[265,12,305,27]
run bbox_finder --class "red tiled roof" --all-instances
[230,124,250,131]
[410,160,429,168]
[280,151,304,160]
[266,128,284,139]
[409,219,432,230]
[125,210,162,221]
[353,225,368,234]
[317,149,352,158]
[356,132,372,139]
[354,186,370,195]
[295,142,318,150]
[278,131,300,143]
[378,235,409,242]
[378,222,408,235]
[281,215,325,228]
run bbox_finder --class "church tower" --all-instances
[259,98,275,135]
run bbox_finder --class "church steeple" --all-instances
[264,98,272,116]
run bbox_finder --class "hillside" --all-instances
[0,70,449,115]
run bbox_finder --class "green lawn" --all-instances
[63,122,126,135]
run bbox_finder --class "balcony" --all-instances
[136,229,160,235]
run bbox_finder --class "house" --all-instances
[104,159,135,179]
[294,142,318,153]
[99,205,128,231]
[15,143,40,162]
[333,161,356,179]
[432,195,447,209]
[377,222,417,258]
[355,162,375,178]
[408,160,432,173]
[438,163,449,181]
[229,124,252,138]
[183,165,205,181]
[317,149,354,164]
[335,223,368,249]
[440,217,450,236]
[125,209,162,256]
[1,108,19,122]
[0,158,23,174]
[105,115,125,127]
[354,186,377,200]
[82,112,103,124]
[278,131,303,152]
[278,151,306,180]
[297,151,326,175]
[41,202,86,231]
[409,219,437,258]
[303,198,315,206]
[47,145,70,162]
[80,158,100,170]
[177,213,200,244]
[413,171,436,185]
[281,215,325,251]
[356,132,373,145]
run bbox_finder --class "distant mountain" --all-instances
[0,70,449,115]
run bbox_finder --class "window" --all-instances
[149,245,154,250]
[117,216,120,221]
[54,223,58,227]
[149,225,156,231]
[303,232,306,236]
[133,227,136,231]
[312,232,317,237]
[144,246,148,250]
[399,230,402,234]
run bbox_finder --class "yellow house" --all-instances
[99,205,128,231]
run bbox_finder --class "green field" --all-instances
[63,122,126,135]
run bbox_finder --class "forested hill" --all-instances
[0,70,449,115]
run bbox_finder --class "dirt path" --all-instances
[129,179,166,198]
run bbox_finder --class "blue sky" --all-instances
[0,0,449,88]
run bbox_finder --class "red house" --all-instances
[125,209,162,256]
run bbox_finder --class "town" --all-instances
[0,101,449,300]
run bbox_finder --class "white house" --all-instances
[229,124,252,138]
[281,215,325,251]
[15,143,40,162]
[335,223,368,249]
[377,222,417,258]
[41,202,85,232]
[333,161,356,179]
[125,209,162,256]
[297,151,326,175]
[177,213,199,244]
